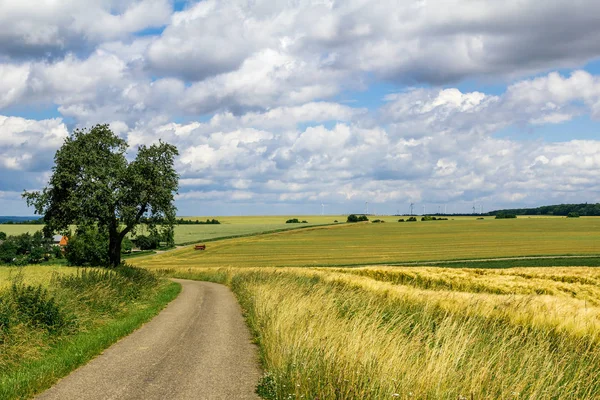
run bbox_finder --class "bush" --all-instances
[407,217,418,222]
[347,214,369,223]
[135,235,160,250]
[398,219,405,222]
[372,219,384,223]
[0,232,6,240]
[121,237,133,254]
[65,226,109,267]
[286,218,300,224]
[11,283,67,332]
[567,212,580,218]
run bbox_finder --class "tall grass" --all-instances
[0,265,179,399]
[168,266,600,399]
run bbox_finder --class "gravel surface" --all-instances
[37,279,262,400]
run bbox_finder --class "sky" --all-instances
[1,0,600,216]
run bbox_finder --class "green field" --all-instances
[136,217,600,269]
[0,215,341,245]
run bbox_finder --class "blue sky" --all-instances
[1,0,600,216]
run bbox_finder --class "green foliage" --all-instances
[490,203,600,217]
[421,216,448,221]
[406,217,418,222]
[0,232,6,240]
[347,214,369,223]
[9,283,68,332]
[23,124,179,267]
[175,218,220,225]
[567,212,580,218]
[0,232,51,265]
[121,237,133,254]
[371,219,384,223]
[65,226,109,267]
[398,219,405,222]
[495,213,517,219]
[286,218,300,223]
[135,235,160,250]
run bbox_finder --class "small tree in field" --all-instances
[24,124,179,267]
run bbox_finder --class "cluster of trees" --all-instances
[286,218,308,224]
[347,214,369,223]
[175,218,220,225]
[495,213,517,219]
[489,203,600,217]
[421,216,448,221]
[0,231,60,266]
[398,217,418,222]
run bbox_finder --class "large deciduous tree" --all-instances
[24,124,179,267]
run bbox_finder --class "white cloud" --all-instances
[0,0,171,59]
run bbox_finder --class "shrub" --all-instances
[567,212,580,218]
[10,282,68,332]
[398,219,405,222]
[121,237,133,254]
[65,226,109,267]
[135,235,160,250]
[407,217,418,222]
[286,218,300,224]
[0,232,6,241]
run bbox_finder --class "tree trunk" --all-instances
[108,232,122,268]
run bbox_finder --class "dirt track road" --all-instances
[37,280,261,400]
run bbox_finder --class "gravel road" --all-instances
[37,279,262,400]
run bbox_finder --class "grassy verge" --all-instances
[0,267,180,399]
[164,266,600,399]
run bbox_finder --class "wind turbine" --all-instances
[410,203,414,216]
[321,203,325,216]
[365,201,369,215]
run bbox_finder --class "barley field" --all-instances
[136,217,600,268]
[158,265,600,399]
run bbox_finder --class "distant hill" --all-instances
[0,216,43,224]
[489,203,600,216]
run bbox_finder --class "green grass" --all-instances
[0,268,180,399]
[136,217,600,269]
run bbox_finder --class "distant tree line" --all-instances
[175,218,220,225]
[0,218,44,225]
[489,203,600,217]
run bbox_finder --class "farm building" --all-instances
[52,235,69,247]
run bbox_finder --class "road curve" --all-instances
[37,280,262,400]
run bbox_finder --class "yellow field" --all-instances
[136,217,600,268]
[0,266,77,289]
[160,265,600,399]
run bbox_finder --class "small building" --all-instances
[52,235,69,247]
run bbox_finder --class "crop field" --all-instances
[0,266,77,289]
[136,217,600,268]
[0,216,338,245]
[133,217,600,398]
[158,265,600,399]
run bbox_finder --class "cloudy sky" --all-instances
[1,0,600,216]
